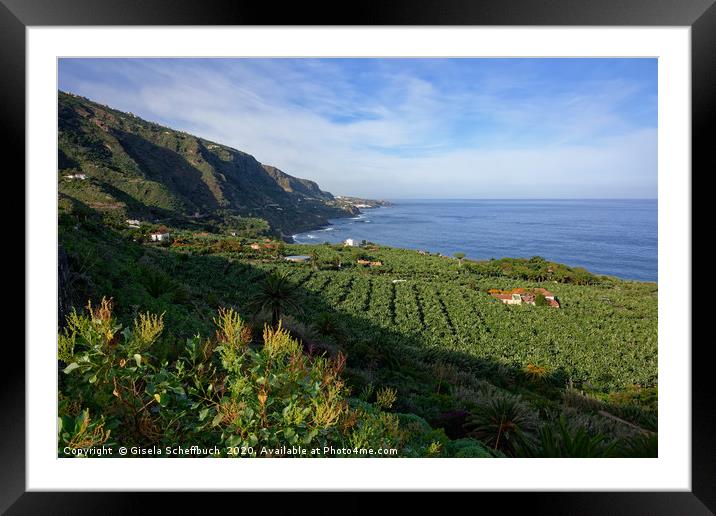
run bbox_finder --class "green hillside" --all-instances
[57,92,657,458]
[58,91,362,237]
[58,208,657,458]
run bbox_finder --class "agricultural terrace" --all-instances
[60,222,658,453]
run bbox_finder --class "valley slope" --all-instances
[58,91,376,237]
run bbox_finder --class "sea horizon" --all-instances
[294,198,658,282]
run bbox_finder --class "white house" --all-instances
[150,232,170,242]
[285,255,311,263]
[343,238,357,247]
[126,219,141,228]
[64,173,87,180]
[490,288,560,308]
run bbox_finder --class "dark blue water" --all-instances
[293,199,657,282]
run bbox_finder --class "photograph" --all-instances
[56,57,659,460]
[0,0,709,505]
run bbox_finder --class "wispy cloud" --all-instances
[59,58,657,199]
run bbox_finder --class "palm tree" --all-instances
[464,392,539,455]
[309,248,320,271]
[250,271,302,327]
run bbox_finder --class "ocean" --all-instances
[292,199,657,282]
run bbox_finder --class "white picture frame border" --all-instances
[27,26,690,491]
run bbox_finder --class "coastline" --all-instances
[288,199,657,283]
[286,204,387,244]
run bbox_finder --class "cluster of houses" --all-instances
[489,288,560,308]
[124,217,172,242]
[149,231,171,242]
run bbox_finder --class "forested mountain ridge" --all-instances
[58,91,365,236]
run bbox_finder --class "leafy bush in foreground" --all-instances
[58,298,446,457]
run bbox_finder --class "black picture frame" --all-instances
[5,0,710,513]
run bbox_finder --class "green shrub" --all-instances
[58,299,431,457]
[614,432,658,457]
[142,268,176,298]
[516,416,617,457]
[444,438,497,458]
[58,408,113,457]
[464,391,540,456]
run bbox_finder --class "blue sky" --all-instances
[58,58,657,199]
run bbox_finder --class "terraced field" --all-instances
[60,223,659,456]
[234,253,658,391]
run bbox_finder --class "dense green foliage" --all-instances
[59,205,658,457]
[466,256,603,285]
[59,299,446,457]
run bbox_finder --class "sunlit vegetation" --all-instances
[58,205,658,457]
[59,298,449,457]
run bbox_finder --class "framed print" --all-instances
[5,0,712,513]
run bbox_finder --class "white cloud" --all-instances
[60,58,657,199]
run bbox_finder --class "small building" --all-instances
[149,232,170,242]
[490,288,560,308]
[343,238,357,247]
[491,292,524,305]
[250,243,261,250]
[64,173,87,180]
[126,219,141,228]
[285,255,311,263]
